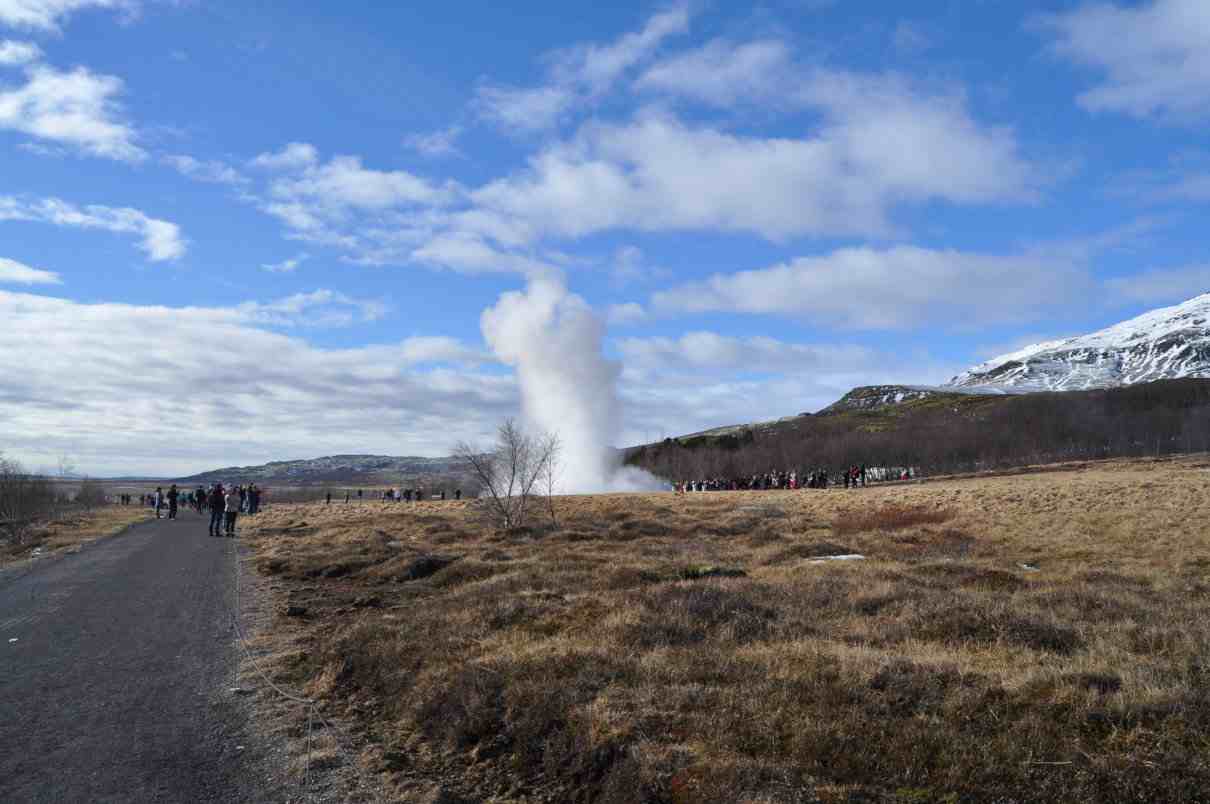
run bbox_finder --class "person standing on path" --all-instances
[167,484,179,520]
[153,487,163,519]
[224,485,239,537]
[208,483,225,537]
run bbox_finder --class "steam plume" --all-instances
[481,278,663,493]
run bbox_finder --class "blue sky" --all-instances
[1,0,1208,476]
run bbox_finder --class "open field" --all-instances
[1,506,153,566]
[240,456,1210,802]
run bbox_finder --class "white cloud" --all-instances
[613,331,960,441]
[0,64,143,160]
[269,154,453,210]
[163,154,248,185]
[606,301,646,326]
[250,141,318,171]
[0,0,130,32]
[611,244,646,284]
[248,63,1034,278]
[635,38,794,106]
[618,331,887,376]
[0,289,513,476]
[0,195,185,260]
[1104,263,1210,305]
[0,39,40,64]
[0,255,59,284]
[261,253,307,274]
[399,335,487,365]
[476,3,689,132]
[246,144,475,264]
[650,245,1088,329]
[1037,0,1210,122]
[472,91,1035,242]
[556,3,689,93]
[475,84,574,132]
[235,288,387,328]
[410,231,554,277]
[244,55,1037,277]
[404,125,463,158]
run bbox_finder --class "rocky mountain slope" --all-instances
[950,293,1210,391]
[817,383,1016,415]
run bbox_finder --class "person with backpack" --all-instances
[208,484,225,537]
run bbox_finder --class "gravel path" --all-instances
[0,514,280,803]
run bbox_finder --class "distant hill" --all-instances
[176,454,470,486]
[625,378,1210,480]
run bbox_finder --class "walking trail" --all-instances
[0,513,280,803]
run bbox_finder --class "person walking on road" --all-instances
[167,484,179,520]
[208,484,225,537]
[224,485,239,537]
[153,487,163,519]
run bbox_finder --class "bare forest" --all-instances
[625,379,1210,482]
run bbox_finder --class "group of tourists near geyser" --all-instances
[122,483,263,536]
[676,464,913,493]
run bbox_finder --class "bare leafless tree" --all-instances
[75,478,107,509]
[0,454,56,546]
[539,432,562,529]
[454,419,560,530]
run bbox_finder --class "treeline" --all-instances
[624,379,1210,481]
[0,455,107,546]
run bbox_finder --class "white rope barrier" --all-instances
[227,524,391,802]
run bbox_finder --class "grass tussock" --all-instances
[241,457,1210,802]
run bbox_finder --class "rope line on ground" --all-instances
[229,524,316,803]
[227,523,392,803]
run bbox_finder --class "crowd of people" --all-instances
[121,482,263,536]
[676,464,913,493]
[324,484,459,503]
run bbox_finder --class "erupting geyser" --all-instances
[481,278,664,494]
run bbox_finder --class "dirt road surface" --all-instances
[0,514,280,803]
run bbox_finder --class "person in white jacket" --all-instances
[223,486,240,537]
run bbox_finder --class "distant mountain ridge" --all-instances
[949,293,1210,391]
[818,294,1210,416]
[176,454,468,485]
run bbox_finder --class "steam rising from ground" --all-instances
[481,279,665,494]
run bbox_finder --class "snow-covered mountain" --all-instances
[949,293,1210,392]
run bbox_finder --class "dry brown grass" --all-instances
[832,503,954,536]
[0,505,152,565]
[240,456,1210,802]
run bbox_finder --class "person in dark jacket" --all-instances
[208,484,225,537]
[167,484,179,519]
